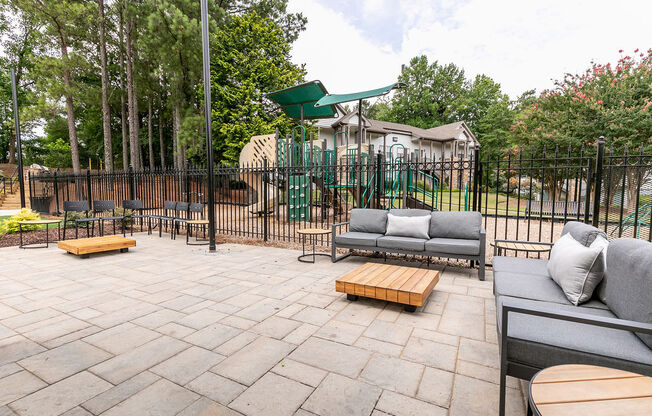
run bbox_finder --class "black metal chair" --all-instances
[62,201,93,240]
[171,201,189,240]
[173,202,205,240]
[122,200,148,235]
[148,200,177,237]
[92,200,125,237]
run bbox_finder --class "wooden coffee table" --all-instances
[58,236,136,258]
[529,364,652,415]
[335,263,440,312]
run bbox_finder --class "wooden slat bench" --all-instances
[58,236,136,258]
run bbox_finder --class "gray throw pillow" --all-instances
[349,209,388,234]
[561,221,608,247]
[385,214,430,239]
[547,233,607,305]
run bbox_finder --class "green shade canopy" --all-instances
[314,82,405,107]
[266,80,338,120]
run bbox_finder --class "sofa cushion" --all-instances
[334,232,382,247]
[497,296,652,374]
[376,236,426,251]
[494,270,572,305]
[385,213,430,239]
[603,238,652,349]
[547,233,607,305]
[561,221,608,247]
[492,256,550,277]
[429,211,482,240]
[389,208,431,217]
[349,209,388,234]
[425,238,480,256]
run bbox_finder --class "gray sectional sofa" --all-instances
[494,221,652,416]
[331,208,486,280]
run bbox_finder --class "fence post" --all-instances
[592,137,605,227]
[129,166,135,200]
[402,148,408,208]
[86,169,92,208]
[376,153,382,209]
[263,157,268,242]
[185,161,190,203]
[472,146,480,212]
[584,158,593,224]
[53,171,59,214]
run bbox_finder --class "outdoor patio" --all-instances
[0,234,525,416]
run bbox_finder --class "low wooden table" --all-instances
[58,236,136,258]
[297,228,331,263]
[529,364,652,415]
[335,263,440,312]
[18,219,61,249]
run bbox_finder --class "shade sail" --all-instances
[314,82,405,107]
[266,80,338,120]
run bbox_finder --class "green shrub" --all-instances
[0,208,42,235]
[63,211,87,228]
[415,179,432,193]
[114,208,134,227]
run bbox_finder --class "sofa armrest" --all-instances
[331,221,349,236]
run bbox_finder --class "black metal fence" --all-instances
[28,141,651,255]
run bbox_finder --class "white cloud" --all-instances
[288,0,652,99]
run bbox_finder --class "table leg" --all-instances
[346,294,358,301]
[58,222,61,241]
[403,304,417,313]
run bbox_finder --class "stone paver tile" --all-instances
[220,316,258,330]
[375,390,447,416]
[458,338,499,369]
[215,332,259,356]
[175,309,227,330]
[411,328,459,346]
[152,346,225,385]
[9,372,112,416]
[60,407,92,416]
[294,410,317,416]
[186,371,246,405]
[184,323,242,350]
[449,374,524,416]
[90,335,188,384]
[364,320,413,345]
[82,371,160,415]
[401,337,457,372]
[371,411,390,416]
[18,340,111,384]
[289,337,371,378]
[375,304,402,322]
[156,322,196,339]
[0,335,45,367]
[101,379,198,416]
[333,302,380,326]
[88,304,159,329]
[354,336,403,357]
[275,304,306,319]
[297,293,336,308]
[313,320,365,345]
[235,298,290,322]
[437,309,485,340]
[361,355,424,396]
[455,360,520,389]
[160,295,205,311]
[416,367,454,408]
[42,325,102,350]
[394,311,440,331]
[212,336,294,386]
[131,309,186,329]
[68,308,102,321]
[251,316,301,339]
[290,306,335,326]
[0,363,21,379]
[0,325,16,341]
[0,308,59,330]
[223,293,266,308]
[0,304,20,321]
[0,406,15,416]
[0,371,47,406]
[445,294,485,314]
[272,359,327,388]
[302,373,380,416]
[177,397,243,416]
[282,323,319,345]
[230,373,313,416]
[22,317,91,344]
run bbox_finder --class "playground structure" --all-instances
[610,200,652,238]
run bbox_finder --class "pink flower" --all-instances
[620,100,625,105]
[635,48,639,53]
[597,100,603,105]
[619,49,623,53]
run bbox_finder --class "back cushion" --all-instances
[349,209,388,234]
[429,211,482,240]
[389,208,431,217]
[561,221,607,246]
[603,238,652,349]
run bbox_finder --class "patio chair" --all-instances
[122,200,148,235]
[91,200,125,237]
[172,202,205,240]
[171,201,189,240]
[148,200,177,237]
[62,201,94,240]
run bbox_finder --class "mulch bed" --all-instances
[0,224,129,248]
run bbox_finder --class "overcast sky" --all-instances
[287,0,652,100]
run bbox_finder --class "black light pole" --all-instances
[200,0,216,251]
[10,68,26,208]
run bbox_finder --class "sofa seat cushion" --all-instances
[497,296,652,374]
[494,269,572,306]
[492,256,550,277]
[335,232,382,247]
[425,238,480,255]
[376,236,426,251]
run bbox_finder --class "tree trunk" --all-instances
[148,98,154,170]
[8,130,16,164]
[119,2,128,169]
[158,95,165,168]
[60,39,81,174]
[98,0,113,173]
[173,103,180,169]
[125,7,140,170]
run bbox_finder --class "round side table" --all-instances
[529,364,652,415]
[297,228,331,263]
[491,240,553,257]
[18,219,62,249]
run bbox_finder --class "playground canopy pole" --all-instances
[357,98,362,207]
[10,68,26,208]
[200,0,216,251]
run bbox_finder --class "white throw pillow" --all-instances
[547,233,607,305]
[385,214,430,239]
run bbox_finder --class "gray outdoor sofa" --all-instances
[331,208,487,280]
[494,221,652,416]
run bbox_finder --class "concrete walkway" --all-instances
[0,235,525,416]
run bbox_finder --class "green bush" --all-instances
[415,179,433,193]
[63,211,87,228]
[0,209,42,235]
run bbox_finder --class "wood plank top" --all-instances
[186,220,209,225]
[336,263,439,306]
[297,228,330,235]
[18,219,61,224]
[530,364,652,416]
[493,241,552,252]
[58,236,136,255]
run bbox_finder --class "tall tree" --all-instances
[97,0,113,172]
[118,1,129,169]
[124,0,140,170]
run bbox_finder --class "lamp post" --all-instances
[10,68,26,208]
[200,0,216,251]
